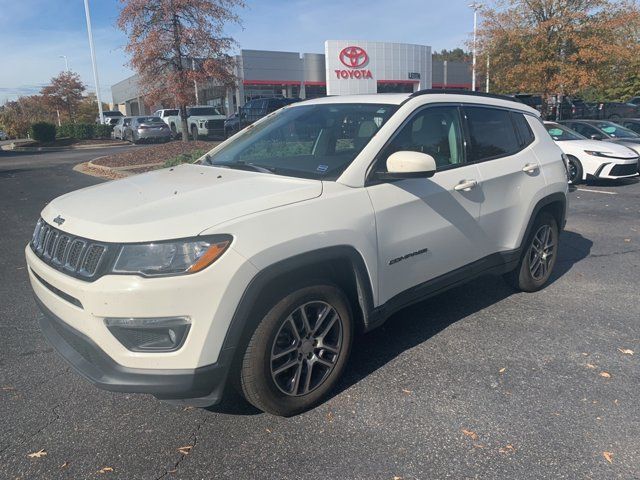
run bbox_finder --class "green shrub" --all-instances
[72,123,95,140]
[57,122,74,139]
[29,122,57,143]
[163,149,206,168]
[94,124,113,139]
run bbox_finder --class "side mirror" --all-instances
[377,151,437,180]
[590,134,604,140]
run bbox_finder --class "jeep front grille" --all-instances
[31,219,111,281]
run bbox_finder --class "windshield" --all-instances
[545,123,585,141]
[201,103,398,179]
[594,122,640,139]
[188,107,223,116]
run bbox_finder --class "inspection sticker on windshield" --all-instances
[317,165,329,173]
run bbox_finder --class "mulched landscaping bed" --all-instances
[93,140,216,168]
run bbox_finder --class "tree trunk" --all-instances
[180,104,190,142]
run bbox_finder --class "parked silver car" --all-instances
[116,116,171,144]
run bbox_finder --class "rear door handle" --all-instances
[454,179,478,191]
[522,163,539,173]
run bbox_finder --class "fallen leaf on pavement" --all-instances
[599,372,611,378]
[60,461,70,469]
[326,411,334,422]
[393,476,403,480]
[585,363,597,369]
[401,388,412,394]
[618,348,634,355]
[499,445,516,454]
[98,466,114,474]
[498,367,506,373]
[1,386,15,391]
[462,429,479,441]
[27,449,47,459]
[177,445,192,455]
[603,451,613,463]
[182,406,194,411]
[473,444,485,449]
[265,428,272,433]
[623,238,631,243]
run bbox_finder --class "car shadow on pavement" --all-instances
[207,230,592,416]
[585,176,639,188]
[331,229,592,403]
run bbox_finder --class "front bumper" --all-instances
[35,295,232,402]
[592,158,640,179]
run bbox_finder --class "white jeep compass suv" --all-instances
[26,91,568,416]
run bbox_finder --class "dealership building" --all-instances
[111,40,472,116]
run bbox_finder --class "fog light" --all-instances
[105,317,191,352]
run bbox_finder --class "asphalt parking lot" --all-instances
[1,149,638,479]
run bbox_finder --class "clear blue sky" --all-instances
[0,0,475,104]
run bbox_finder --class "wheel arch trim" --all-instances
[220,245,375,353]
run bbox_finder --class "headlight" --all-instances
[112,235,231,276]
[584,150,619,158]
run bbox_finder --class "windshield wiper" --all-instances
[213,161,276,174]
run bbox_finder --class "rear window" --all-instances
[163,109,179,116]
[103,111,123,117]
[464,107,520,161]
[137,117,164,124]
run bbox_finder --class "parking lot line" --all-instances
[576,188,617,195]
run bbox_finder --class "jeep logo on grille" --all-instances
[53,215,65,226]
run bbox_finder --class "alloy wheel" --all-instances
[528,224,554,280]
[270,301,343,397]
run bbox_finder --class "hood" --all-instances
[556,139,638,158]
[41,164,322,242]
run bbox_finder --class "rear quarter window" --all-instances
[511,112,535,147]
[464,106,520,161]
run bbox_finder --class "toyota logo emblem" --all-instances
[339,46,369,68]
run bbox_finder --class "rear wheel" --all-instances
[240,284,353,416]
[504,212,559,292]
[566,155,583,184]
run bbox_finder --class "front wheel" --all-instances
[240,285,353,416]
[566,155,583,185]
[504,212,559,292]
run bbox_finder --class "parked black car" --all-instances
[619,118,640,135]
[224,97,301,137]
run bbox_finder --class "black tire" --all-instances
[504,211,559,292]
[240,284,353,416]
[191,125,198,141]
[566,155,583,185]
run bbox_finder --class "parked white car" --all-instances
[544,121,639,184]
[27,92,568,416]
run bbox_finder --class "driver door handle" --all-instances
[454,179,478,192]
[522,163,539,173]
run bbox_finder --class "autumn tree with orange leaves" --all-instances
[475,0,640,99]
[117,0,244,141]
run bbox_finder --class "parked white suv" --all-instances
[26,92,568,416]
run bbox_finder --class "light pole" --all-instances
[469,2,482,92]
[83,0,104,123]
[59,55,69,72]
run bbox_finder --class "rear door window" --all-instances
[464,106,520,162]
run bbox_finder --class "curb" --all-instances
[76,156,164,180]
[4,141,130,152]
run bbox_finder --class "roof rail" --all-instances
[409,89,520,103]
